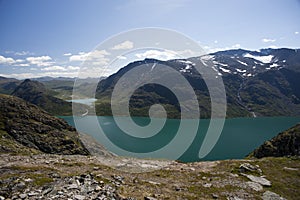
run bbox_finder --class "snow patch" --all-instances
[211,66,218,72]
[237,60,248,66]
[185,65,192,70]
[219,67,231,73]
[151,63,157,71]
[236,68,247,73]
[177,60,195,66]
[243,53,273,63]
[269,63,279,68]
[201,55,214,61]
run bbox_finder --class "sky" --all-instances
[0,0,300,79]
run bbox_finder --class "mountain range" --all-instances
[0,48,299,118]
[96,48,300,118]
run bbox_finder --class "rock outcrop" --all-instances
[0,94,89,155]
[251,123,300,158]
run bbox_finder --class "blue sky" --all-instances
[0,0,299,78]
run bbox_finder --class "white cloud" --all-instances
[111,40,134,50]
[69,52,88,62]
[17,63,30,67]
[202,43,243,53]
[232,44,241,48]
[295,31,299,35]
[0,55,16,65]
[15,51,32,56]
[66,66,80,70]
[41,65,80,71]
[63,53,72,56]
[69,50,110,66]
[135,50,178,60]
[262,38,276,43]
[26,56,53,66]
[0,72,79,79]
[0,73,36,79]
[42,65,67,71]
[117,55,127,60]
[15,59,24,63]
[267,45,279,49]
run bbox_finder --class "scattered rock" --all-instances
[262,191,287,200]
[203,183,212,188]
[74,194,86,200]
[283,167,298,171]
[24,178,33,182]
[28,191,39,196]
[212,193,219,199]
[241,173,271,186]
[19,193,27,199]
[246,181,263,191]
[13,181,26,190]
[146,180,161,185]
[144,197,157,200]
[239,163,262,174]
[67,183,79,189]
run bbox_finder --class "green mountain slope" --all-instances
[0,94,89,155]
[11,79,84,116]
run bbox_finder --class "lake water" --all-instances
[60,116,300,162]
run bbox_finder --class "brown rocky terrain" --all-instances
[251,123,300,158]
[0,154,299,199]
[0,94,89,155]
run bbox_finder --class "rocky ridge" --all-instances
[0,94,89,155]
[251,123,300,158]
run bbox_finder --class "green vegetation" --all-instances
[0,94,90,155]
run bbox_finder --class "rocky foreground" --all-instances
[0,153,299,200]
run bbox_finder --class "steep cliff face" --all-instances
[252,123,300,158]
[0,94,89,155]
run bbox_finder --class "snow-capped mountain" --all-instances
[96,48,300,118]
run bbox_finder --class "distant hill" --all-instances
[32,76,103,100]
[11,79,83,116]
[0,94,89,155]
[0,76,21,94]
[96,48,300,118]
[251,123,300,158]
[0,76,104,100]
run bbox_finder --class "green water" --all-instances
[60,116,300,162]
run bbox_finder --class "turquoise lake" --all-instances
[60,116,300,162]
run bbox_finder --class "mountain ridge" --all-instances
[11,79,76,116]
[0,94,89,155]
[96,48,300,118]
